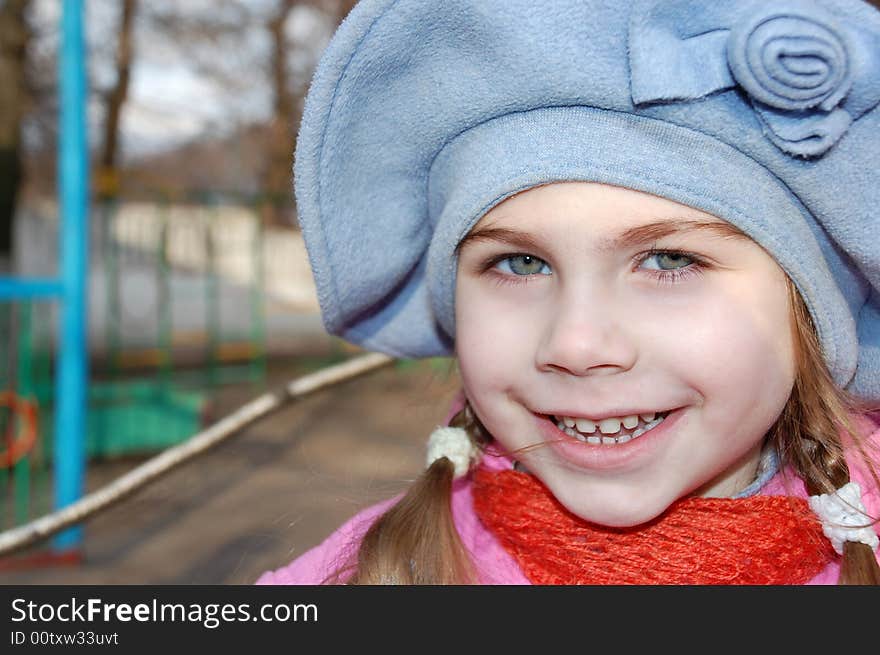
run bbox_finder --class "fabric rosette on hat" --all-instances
[631,0,880,157]
[293,0,880,402]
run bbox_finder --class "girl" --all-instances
[257,0,880,584]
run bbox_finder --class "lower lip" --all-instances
[537,408,684,471]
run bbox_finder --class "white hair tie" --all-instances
[426,426,479,479]
[808,482,880,555]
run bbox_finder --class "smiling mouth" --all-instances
[548,411,672,445]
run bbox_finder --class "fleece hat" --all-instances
[293,0,880,402]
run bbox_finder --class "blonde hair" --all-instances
[340,277,880,585]
[769,278,880,583]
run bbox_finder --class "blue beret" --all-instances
[294,0,880,402]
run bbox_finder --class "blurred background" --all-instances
[0,0,458,584]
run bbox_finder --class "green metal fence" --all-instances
[1,196,270,540]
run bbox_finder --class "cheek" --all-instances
[454,279,542,398]
[455,282,492,388]
[664,282,795,418]
[456,296,513,390]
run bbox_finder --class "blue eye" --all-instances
[495,255,552,276]
[638,250,706,285]
[641,252,692,271]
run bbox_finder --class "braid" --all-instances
[769,278,880,584]
[337,405,486,584]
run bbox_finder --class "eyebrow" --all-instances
[456,218,748,253]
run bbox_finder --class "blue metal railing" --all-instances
[0,279,65,299]
[0,0,89,552]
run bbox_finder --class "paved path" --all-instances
[1,358,461,584]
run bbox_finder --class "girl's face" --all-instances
[454,182,797,527]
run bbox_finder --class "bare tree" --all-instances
[96,0,137,201]
[262,0,359,226]
[19,1,145,199]
[337,0,358,19]
[0,0,31,269]
[16,0,358,215]
[262,0,297,225]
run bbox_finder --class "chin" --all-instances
[552,485,676,529]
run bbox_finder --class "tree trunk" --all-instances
[0,0,30,266]
[97,0,138,201]
[336,0,359,20]
[262,0,297,226]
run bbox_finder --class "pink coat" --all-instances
[256,413,880,585]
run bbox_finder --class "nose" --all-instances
[535,287,637,377]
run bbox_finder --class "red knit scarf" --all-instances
[472,466,836,585]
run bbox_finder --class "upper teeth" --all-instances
[561,412,657,434]
[555,411,669,444]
